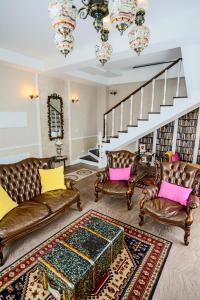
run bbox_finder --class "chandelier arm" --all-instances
[78,7,89,19]
[81,0,90,7]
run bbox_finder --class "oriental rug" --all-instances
[65,168,96,181]
[0,210,172,300]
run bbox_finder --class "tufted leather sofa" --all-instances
[0,157,81,266]
[139,161,200,245]
[95,150,147,210]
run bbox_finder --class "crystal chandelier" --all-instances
[49,0,150,65]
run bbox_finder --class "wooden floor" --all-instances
[1,163,200,300]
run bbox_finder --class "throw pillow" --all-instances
[158,180,192,206]
[171,153,180,162]
[0,186,18,220]
[39,166,66,194]
[109,167,131,181]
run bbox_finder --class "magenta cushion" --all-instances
[109,167,131,181]
[171,153,180,162]
[158,180,192,206]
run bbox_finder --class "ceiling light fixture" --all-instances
[48,0,150,64]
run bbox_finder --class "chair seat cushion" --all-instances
[144,197,188,228]
[0,201,50,239]
[33,189,79,213]
[97,181,128,195]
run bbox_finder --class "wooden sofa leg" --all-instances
[139,211,145,226]
[94,187,99,203]
[127,193,133,210]
[184,225,190,246]
[0,240,4,266]
[77,197,82,212]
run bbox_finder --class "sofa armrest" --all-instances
[187,194,200,210]
[64,178,76,190]
[96,170,109,183]
[143,185,159,201]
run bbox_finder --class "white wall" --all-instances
[0,64,40,163]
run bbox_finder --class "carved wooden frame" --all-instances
[47,93,64,141]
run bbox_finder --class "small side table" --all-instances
[52,155,68,169]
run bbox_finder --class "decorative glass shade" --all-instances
[54,30,74,57]
[129,25,150,55]
[95,41,113,65]
[108,0,137,34]
[129,24,150,55]
[49,0,77,34]
[129,8,150,55]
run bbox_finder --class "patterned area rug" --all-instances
[65,168,96,181]
[0,211,172,300]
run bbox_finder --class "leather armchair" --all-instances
[139,161,200,245]
[95,150,147,210]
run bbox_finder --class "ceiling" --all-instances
[0,0,199,85]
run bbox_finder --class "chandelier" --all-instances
[49,0,150,65]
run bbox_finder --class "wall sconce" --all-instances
[71,95,79,103]
[109,89,118,96]
[28,90,39,100]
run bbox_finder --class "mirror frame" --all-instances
[47,93,64,141]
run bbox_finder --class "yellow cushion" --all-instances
[39,166,66,194]
[189,163,200,169]
[165,151,173,158]
[0,186,18,220]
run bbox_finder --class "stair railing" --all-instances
[103,58,182,141]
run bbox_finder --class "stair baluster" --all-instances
[111,109,115,137]
[176,60,182,97]
[140,88,144,119]
[120,102,124,131]
[163,69,168,105]
[104,114,108,141]
[151,79,155,112]
[129,96,133,125]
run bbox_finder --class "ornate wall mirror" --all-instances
[47,93,64,140]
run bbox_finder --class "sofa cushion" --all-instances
[144,197,188,227]
[97,181,128,195]
[33,189,79,213]
[0,201,50,239]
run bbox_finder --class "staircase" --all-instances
[80,148,100,166]
[79,58,200,167]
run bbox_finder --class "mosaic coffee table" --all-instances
[37,217,124,300]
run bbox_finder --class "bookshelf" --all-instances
[156,121,175,159]
[139,132,153,152]
[176,109,199,162]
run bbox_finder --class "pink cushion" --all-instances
[158,180,192,206]
[109,167,131,181]
[171,153,180,162]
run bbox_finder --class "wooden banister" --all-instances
[103,58,182,138]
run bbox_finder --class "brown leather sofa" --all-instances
[139,161,200,245]
[95,150,147,210]
[0,157,81,266]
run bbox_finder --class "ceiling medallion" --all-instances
[49,0,150,65]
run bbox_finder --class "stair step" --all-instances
[79,155,98,163]
[102,140,110,143]
[127,125,138,127]
[148,112,160,114]
[160,104,173,107]
[173,96,188,98]
[137,118,149,121]
[108,135,119,138]
[118,130,128,133]
[89,149,99,157]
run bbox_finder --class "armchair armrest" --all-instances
[187,194,200,210]
[64,178,76,190]
[143,185,159,201]
[96,170,109,183]
[140,185,159,209]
